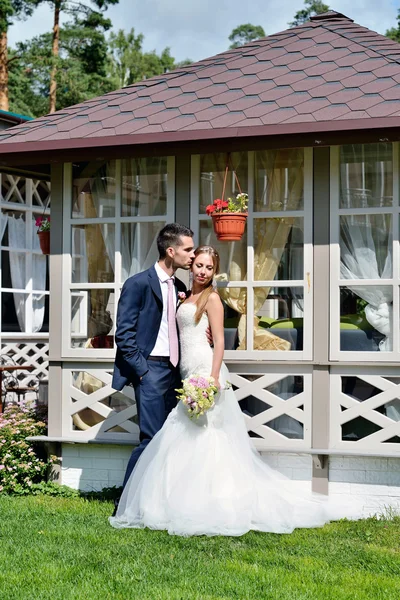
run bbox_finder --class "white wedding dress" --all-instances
[110,303,361,536]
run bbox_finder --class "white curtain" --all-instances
[91,176,115,273]
[121,223,158,281]
[7,215,26,331]
[7,215,46,333]
[0,212,7,243]
[340,215,392,351]
[32,219,47,332]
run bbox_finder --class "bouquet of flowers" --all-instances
[176,375,219,419]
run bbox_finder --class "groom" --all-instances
[112,223,195,507]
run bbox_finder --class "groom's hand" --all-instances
[206,326,213,347]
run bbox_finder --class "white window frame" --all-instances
[0,174,50,341]
[190,148,313,361]
[330,143,400,361]
[62,157,176,358]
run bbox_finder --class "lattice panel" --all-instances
[0,173,26,204]
[62,364,312,446]
[32,179,51,208]
[1,339,49,403]
[330,370,400,451]
[230,370,312,449]
[63,365,139,442]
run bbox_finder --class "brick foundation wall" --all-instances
[61,444,400,517]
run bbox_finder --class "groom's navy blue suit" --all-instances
[112,265,186,487]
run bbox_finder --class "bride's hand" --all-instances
[211,376,221,390]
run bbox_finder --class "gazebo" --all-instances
[0,10,399,512]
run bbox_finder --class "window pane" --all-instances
[339,286,392,351]
[1,251,25,288]
[199,219,247,283]
[121,221,163,283]
[340,214,392,280]
[199,152,248,215]
[254,217,303,281]
[1,291,27,332]
[122,157,167,217]
[72,224,114,283]
[217,287,247,351]
[255,148,304,212]
[71,290,115,349]
[339,143,393,208]
[255,286,304,351]
[72,161,116,218]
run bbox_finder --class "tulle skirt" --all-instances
[110,365,362,536]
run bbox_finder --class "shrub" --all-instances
[0,405,54,494]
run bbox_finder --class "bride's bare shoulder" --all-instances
[206,291,223,308]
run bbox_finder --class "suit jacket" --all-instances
[112,265,187,391]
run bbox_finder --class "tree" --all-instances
[0,0,42,111]
[41,0,119,113]
[9,15,116,117]
[228,24,266,49]
[385,10,400,42]
[289,0,330,27]
[108,29,182,89]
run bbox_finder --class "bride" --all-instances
[110,245,361,536]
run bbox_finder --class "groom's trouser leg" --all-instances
[122,360,179,488]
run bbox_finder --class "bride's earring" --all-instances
[189,271,193,290]
[212,278,217,291]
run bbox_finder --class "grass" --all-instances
[0,496,399,600]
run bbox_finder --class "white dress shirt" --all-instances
[150,262,177,357]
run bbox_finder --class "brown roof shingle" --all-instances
[1,10,400,157]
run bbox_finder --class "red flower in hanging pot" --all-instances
[206,204,216,216]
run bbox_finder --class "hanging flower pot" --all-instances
[205,154,248,242]
[37,230,50,255]
[36,216,50,255]
[206,193,248,242]
[211,212,248,241]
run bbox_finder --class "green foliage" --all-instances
[228,23,266,49]
[0,495,399,599]
[386,27,400,42]
[11,480,80,497]
[108,28,178,89]
[9,14,117,117]
[386,10,400,42]
[289,0,330,27]
[0,0,41,33]
[0,404,54,494]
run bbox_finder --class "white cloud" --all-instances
[7,0,400,63]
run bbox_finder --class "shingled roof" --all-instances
[1,10,400,160]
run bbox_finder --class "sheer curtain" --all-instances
[120,158,165,279]
[7,215,46,333]
[340,215,392,350]
[0,212,6,242]
[121,224,158,281]
[340,144,393,352]
[31,219,47,332]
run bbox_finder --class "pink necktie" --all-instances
[167,278,179,367]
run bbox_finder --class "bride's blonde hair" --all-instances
[193,246,220,324]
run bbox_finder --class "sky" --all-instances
[8,0,400,64]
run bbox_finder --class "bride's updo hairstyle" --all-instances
[193,246,220,324]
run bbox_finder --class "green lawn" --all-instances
[0,496,399,600]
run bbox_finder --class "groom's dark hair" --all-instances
[157,223,193,258]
